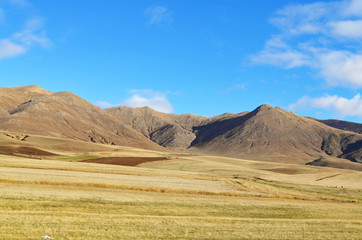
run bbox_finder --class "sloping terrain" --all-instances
[1,129,361,240]
[0,85,361,170]
[106,106,248,149]
[108,104,362,168]
[317,119,362,134]
[1,86,361,239]
[189,105,362,165]
[106,106,207,149]
[0,85,52,116]
[0,86,163,151]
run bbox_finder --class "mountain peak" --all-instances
[16,85,52,94]
[248,104,276,117]
[256,104,273,111]
[23,84,41,89]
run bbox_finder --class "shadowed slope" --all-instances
[190,105,362,164]
[1,86,361,170]
[106,106,208,149]
[317,119,362,134]
[106,106,248,149]
[107,104,361,168]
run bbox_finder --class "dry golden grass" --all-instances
[0,133,361,239]
[1,184,361,240]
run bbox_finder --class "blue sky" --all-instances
[1,0,362,122]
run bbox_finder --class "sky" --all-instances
[1,0,362,123]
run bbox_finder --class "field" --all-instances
[0,132,361,239]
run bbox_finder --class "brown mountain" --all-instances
[106,106,249,149]
[107,104,362,167]
[1,85,361,170]
[189,105,362,165]
[0,85,52,116]
[105,106,208,149]
[317,119,362,134]
[0,86,163,151]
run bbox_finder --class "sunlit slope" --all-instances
[0,87,164,151]
[107,104,362,169]
[1,85,361,170]
[189,105,362,165]
[0,130,360,192]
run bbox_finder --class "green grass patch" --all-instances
[57,154,100,162]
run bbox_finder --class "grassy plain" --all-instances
[0,132,361,239]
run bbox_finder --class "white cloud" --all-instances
[252,35,311,68]
[343,0,362,16]
[252,48,309,69]
[252,0,362,89]
[0,17,51,60]
[94,101,118,109]
[290,94,362,117]
[95,90,174,113]
[123,90,174,113]
[0,39,26,58]
[145,6,173,26]
[330,20,362,39]
[319,50,362,88]
[14,18,51,48]
[270,2,331,35]
[265,35,289,49]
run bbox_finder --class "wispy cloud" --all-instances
[0,17,51,60]
[330,20,362,39]
[219,83,246,94]
[144,6,173,26]
[0,39,26,59]
[94,101,118,109]
[290,94,362,118]
[252,0,362,89]
[251,35,310,68]
[95,90,174,113]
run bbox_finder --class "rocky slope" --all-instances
[107,104,362,166]
[0,86,163,151]
[0,85,52,116]
[189,105,362,164]
[317,119,362,134]
[106,106,248,149]
[106,106,207,149]
[1,85,361,169]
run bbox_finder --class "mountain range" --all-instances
[1,85,361,170]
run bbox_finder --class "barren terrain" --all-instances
[0,131,361,239]
[0,86,361,239]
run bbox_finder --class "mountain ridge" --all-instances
[0,85,361,170]
[0,87,164,151]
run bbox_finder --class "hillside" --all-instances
[318,119,362,134]
[0,86,164,151]
[0,85,361,170]
[106,106,248,149]
[0,85,52,116]
[1,131,361,239]
[107,104,362,167]
[106,106,207,149]
[189,105,362,165]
